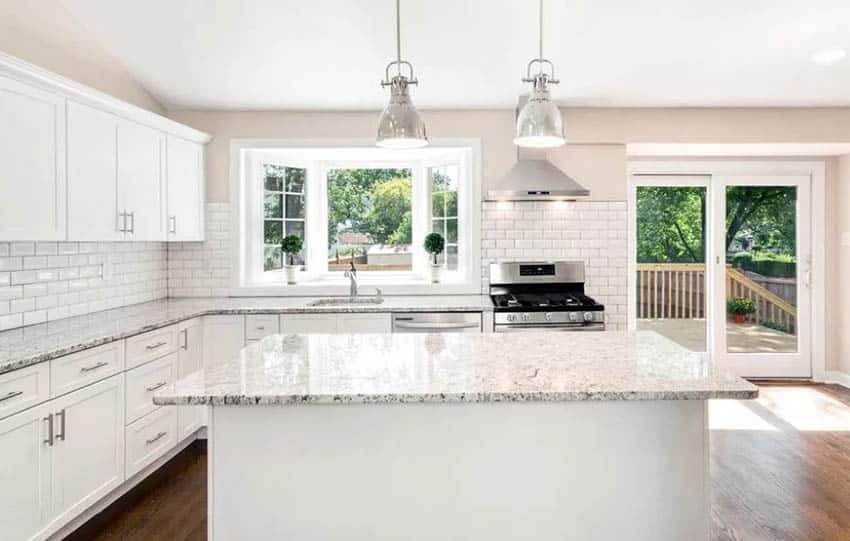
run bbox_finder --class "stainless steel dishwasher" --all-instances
[391,312,482,333]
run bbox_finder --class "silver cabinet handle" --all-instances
[146,381,168,392]
[117,211,127,233]
[146,341,168,350]
[145,431,167,445]
[56,409,66,441]
[43,414,54,446]
[169,215,177,234]
[80,361,109,373]
[0,390,23,403]
[256,326,265,330]
[393,321,480,330]
[127,211,135,234]
[180,328,188,350]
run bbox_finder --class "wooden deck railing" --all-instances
[636,263,797,332]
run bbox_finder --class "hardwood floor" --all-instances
[66,385,850,541]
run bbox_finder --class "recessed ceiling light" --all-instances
[811,48,847,65]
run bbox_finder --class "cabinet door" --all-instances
[118,120,165,241]
[50,374,125,528]
[281,314,339,334]
[67,101,122,241]
[0,75,66,240]
[202,316,245,368]
[177,319,204,438]
[337,313,392,333]
[166,136,205,241]
[0,402,52,541]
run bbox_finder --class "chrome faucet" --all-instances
[344,260,358,298]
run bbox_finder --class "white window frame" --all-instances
[231,139,481,296]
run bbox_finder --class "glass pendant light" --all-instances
[376,0,428,148]
[514,0,565,149]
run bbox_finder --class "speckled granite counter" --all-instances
[153,331,757,405]
[0,296,492,375]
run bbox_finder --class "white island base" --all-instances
[207,400,708,540]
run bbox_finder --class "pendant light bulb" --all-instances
[514,0,565,149]
[376,0,428,148]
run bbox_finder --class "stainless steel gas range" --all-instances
[489,261,605,332]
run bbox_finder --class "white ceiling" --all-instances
[59,0,850,110]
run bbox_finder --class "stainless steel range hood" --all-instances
[486,96,590,201]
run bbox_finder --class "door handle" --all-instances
[169,215,177,234]
[80,361,109,373]
[146,341,168,350]
[43,414,54,446]
[56,409,66,441]
[127,212,135,234]
[146,381,168,392]
[181,328,188,350]
[0,390,23,403]
[118,211,127,233]
[146,431,168,445]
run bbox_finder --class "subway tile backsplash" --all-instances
[0,241,167,331]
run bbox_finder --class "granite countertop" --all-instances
[0,295,493,375]
[153,331,758,405]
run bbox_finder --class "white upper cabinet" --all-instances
[117,120,166,241]
[166,135,205,241]
[67,101,122,241]
[0,74,66,241]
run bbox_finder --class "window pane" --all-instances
[446,245,458,270]
[432,219,446,237]
[264,221,282,245]
[264,194,282,219]
[285,167,305,193]
[264,165,283,191]
[327,168,413,272]
[285,194,305,219]
[446,218,458,243]
[264,245,282,271]
[431,166,458,192]
[445,191,458,217]
[285,220,305,239]
[432,192,445,217]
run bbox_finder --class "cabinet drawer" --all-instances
[125,407,177,479]
[0,362,50,419]
[245,314,280,340]
[51,341,124,397]
[125,352,178,425]
[125,326,179,369]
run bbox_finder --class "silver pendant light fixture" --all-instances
[376,0,428,148]
[513,0,566,148]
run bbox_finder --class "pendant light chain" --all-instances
[396,0,402,76]
[538,0,543,61]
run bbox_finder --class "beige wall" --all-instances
[0,1,163,114]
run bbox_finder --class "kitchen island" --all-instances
[155,331,757,541]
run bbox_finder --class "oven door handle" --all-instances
[394,321,481,330]
[495,324,605,332]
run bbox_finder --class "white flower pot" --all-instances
[428,263,442,284]
[284,265,298,285]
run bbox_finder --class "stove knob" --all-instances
[568,312,578,322]
[583,312,594,322]
[507,314,516,322]
[521,313,531,322]
[544,312,553,322]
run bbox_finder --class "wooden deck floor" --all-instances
[638,318,798,353]
[67,385,850,541]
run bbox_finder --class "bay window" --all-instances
[237,144,480,294]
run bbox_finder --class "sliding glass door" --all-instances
[713,175,811,378]
[634,173,813,378]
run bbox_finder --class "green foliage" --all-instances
[326,168,412,248]
[636,187,705,263]
[727,297,756,315]
[424,232,445,264]
[725,186,795,255]
[281,235,303,266]
[732,250,796,278]
[761,320,790,333]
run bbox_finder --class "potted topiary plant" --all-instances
[281,235,303,285]
[423,232,445,283]
[727,297,755,324]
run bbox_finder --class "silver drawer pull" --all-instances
[145,341,168,350]
[80,361,109,373]
[146,381,168,392]
[256,326,265,330]
[0,390,23,403]
[145,431,167,445]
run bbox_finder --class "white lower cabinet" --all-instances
[125,407,178,479]
[281,313,338,333]
[0,401,52,541]
[49,374,125,533]
[176,319,204,440]
[337,313,391,333]
[125,353,178,424]
[203,315,246,368]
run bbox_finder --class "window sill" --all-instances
[230,277,481,297]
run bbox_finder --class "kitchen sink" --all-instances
[307,297,384,307]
